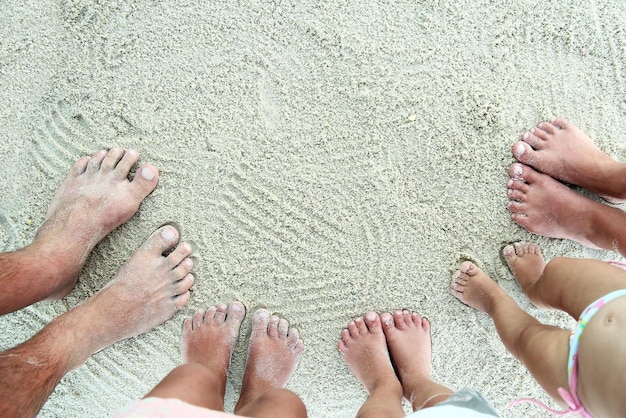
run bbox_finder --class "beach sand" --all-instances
[1,1,626,417]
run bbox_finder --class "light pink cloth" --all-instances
[115,398,251,418]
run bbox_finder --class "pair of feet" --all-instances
[451,241,544,314]
[506,118,626,250]
[180,303,304,413]
[339,309,450,415]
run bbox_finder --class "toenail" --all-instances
[514,143,526,157]
[503,245,514,255]
[507,179,514,187]
[512,164,523,177]
[522,132,529,140]
[365,312,377,321]
[127,149,138,156]
[231,303,244,312]
[161,227,177,241]
[141,166,156,180]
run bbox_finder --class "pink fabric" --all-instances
[115,398,251,418]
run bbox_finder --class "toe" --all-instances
[172,273,194,295]
[537,122,557,135]
[420,316,430,332]
[172,258,193,280]
[278,318,289,339]
[364,312,381,333]
[521,132,544,149]
[130,164,159,200]
[507,189,526,202]
[114,149,140,176]
[509,162,527,180]
[226,302,246,325]
[167,242,193,269]
[183,317,193,334]
[86,150,107,173]
[205,305,218,322]
[512,142,539,167]
[355,317,368,334]
[503,244,517,260]
[348,321,359,337]
[252,309,271,333]
[393,311,406,330]
[145,226,179,254]
[288,328,300,348]
[402,310,412,327]
[268,315,280,338]
[192,309,206,329]
[380,312,394,330]
[101,147,125,171]
[507,178,529,194]
[340,328,352,345]
[507,200,526,214]
[551,118,569,129]
[172,291,191,310]
[72,156,90,175]
[214,303,228,323]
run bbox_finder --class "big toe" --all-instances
[226,302,246,325]
[130,164,159,200]
[252,308,272,334]
[512,141,538,166]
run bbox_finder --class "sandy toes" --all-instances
[338,312,401,395]
[32,148,159,300]
[181,302,246,387]
[502,242,546,292]
[506,162,604,249]
[235,309,304,413]
[451,261,504,313]
[513,118,625,204]
[61,225,194,370]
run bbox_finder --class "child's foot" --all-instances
[181,302,246,391]
[513,118,626,203]
[234,309,304,412]
[381,311,452,409]
[451,262,505,313]
[502,242,546,292]
[507,163,603,249]
[338,312,403,397]
[32,148,159,300]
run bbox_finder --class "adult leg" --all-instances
[381,310,453,412]
[503,241,626,317]
[338,312,405,418]
[234,309,306,418]
[0,148,159,314]
[0,225,194,417]
[144,302,246,410]
[506,162,626,256]
[451,262,570,407]
[513,118,626,203]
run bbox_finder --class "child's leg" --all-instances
[452,262,570,406]
[503,242,626,318]
[145,302,246,410]
[338,312,405,418]
[234,309,306,418]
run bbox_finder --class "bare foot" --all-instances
[507,162,605,249]
[31,148,159,300]
[451,261,505,313]
[181,302,246,391]
[55,225,193,370]
[381,311,452,410]
[513,118,626,203]
[234,309,304,413]
[502,242,546,292]
[338,312,402,397]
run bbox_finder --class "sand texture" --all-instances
[1,1,626,417]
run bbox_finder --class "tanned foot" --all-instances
[451,261,505,313]
[181,302,246,391]
[502,242,546,293]
[31,148,159,300]
[338,312,403,398]
[55,225,194,371]
[381,311,452,410]
[507,162,604,249]
[513,118,626,204]
[234,309,304,413]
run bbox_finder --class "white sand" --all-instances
[1,1,626,417]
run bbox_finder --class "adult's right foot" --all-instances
[51,225,194,371]
[1,148,159,314]
[234,309,304,413]
[381,311,453,410]
[513,118,626,204]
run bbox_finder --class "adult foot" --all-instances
[32,148,159,300]
[513,118,626,203]
[234,309,304,413]
[53,225,193,371]
[502,242,546,292]
[381,311,452,410]
[338,312,402,397]
[507,162,603,249]
[181,302,246,390]
[451,261,505,313]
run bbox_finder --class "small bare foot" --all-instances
[338,312,402,397]
[32,148,159,300]
[451,261,505,313]
[381,311,452,410]
[181,302,246,390]
[507,162,604,249]
[513,118,626,203]
[502,242,546,292]
[234,309,304,413]
[57,225,194,370]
